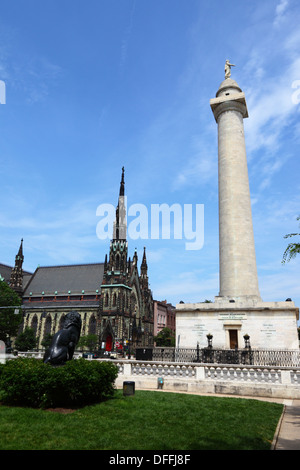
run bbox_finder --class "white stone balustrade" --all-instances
[111,359,300,399]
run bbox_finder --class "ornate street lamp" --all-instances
[243,333,251,349]
[206,333,213,349]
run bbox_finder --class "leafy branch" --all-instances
[282,215,300,264]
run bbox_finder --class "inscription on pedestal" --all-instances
[261,323,276,337]
[218,313,247,320]
[191,323,207,339]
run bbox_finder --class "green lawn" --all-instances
[0,390,283,450]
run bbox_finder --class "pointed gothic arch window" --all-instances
[30,315,38,336]
[105,293,109,307]
[113,293,117,306]
[59,314,65,330]
[89,315,96,335]
[44,315,52,338]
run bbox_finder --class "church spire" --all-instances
[113,167,127,241]
[10,238,24,295]
[119,166,125,197]
[16,238,24,266]
[105,168,128,279]
[140,246,149,289]
[141,246,147,271]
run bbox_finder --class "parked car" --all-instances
[82,351,117,359]
[82,352,99,359]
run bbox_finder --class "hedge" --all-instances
[0,357,118,408]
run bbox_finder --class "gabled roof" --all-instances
[0,263,13,282]
[23,263,104,297]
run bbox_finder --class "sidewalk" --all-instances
[272,399,300,450]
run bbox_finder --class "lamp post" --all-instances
[206,333,213,349]
[243,333,251,349]
[128,317,132,359]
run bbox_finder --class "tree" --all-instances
[77,334,98,351]
[154,327,175,347]
[14,327,37,351]
[0,280,22,345]
[282,215,300,264]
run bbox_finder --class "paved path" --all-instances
[273,399,300,450]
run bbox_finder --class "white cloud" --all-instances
[274,0,290,27]
[173,152,216,190]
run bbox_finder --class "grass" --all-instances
[0,390,283,450]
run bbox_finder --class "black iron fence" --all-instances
[136,347,300,367]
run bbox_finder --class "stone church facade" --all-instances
[2,168,154,352]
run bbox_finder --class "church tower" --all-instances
[9,239,24,296]
[106,166,128,281]
[100,168,154,353]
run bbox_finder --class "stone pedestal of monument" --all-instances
[176,298,299,350]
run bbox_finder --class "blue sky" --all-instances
[0,0,299,309]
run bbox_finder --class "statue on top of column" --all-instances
[225,60,235,79]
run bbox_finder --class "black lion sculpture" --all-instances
[43,311,82,366]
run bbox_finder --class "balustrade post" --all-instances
[123,362,132,377]
[195,366,205,380]
[281,370,292,385]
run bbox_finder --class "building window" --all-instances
[89,315,96,335]
[44,316,52,338]
[30,315,38,336]
[59,314,65,329]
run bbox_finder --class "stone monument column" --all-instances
[210,68,261,300]
[175,64,298,351]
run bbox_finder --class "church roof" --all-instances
[23,263,104,297]
[0,263,14,282]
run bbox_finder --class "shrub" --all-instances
[0,357,118,408]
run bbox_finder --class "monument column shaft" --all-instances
[217,106,259,299]
[210,78,261,301]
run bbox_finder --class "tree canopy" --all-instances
[14,327,37,351]
[0,280,22,344]
[154,327,175,347]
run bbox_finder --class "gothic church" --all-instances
[1,168,154,352]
